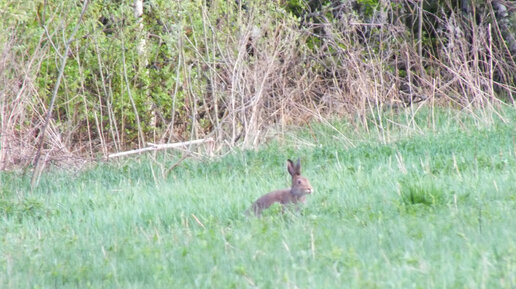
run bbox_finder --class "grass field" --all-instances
[1,109,516,288]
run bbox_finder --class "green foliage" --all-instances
[284,0,306,17]
[356,0,381,17]
[1,109,515,288]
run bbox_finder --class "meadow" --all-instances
[1,109,515,288]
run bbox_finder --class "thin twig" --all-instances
[165,153,190,178]
[31,0,90,189]
[191,214,206,229]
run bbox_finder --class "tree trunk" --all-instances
[134,0,156,142]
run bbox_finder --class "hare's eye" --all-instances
[297,180,302,184]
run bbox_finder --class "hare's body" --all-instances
[247,159,312,216]
[249,189,307,215]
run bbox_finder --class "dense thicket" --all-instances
[1,0,515,170]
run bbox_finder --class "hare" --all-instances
[247,158,313,216]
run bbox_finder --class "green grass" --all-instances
[1,108,516,288]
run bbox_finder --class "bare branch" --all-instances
[31,0,90,188]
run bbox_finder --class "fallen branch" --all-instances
[108,138,213,159]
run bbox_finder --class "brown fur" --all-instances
[247,158,313,216]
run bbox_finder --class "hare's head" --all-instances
[287,158,313,196]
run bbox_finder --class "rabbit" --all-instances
[246,158,313,217]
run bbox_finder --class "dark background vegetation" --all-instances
[1,0,515,170]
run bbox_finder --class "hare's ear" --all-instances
[287,159,296,176]
[295,158,301,175]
